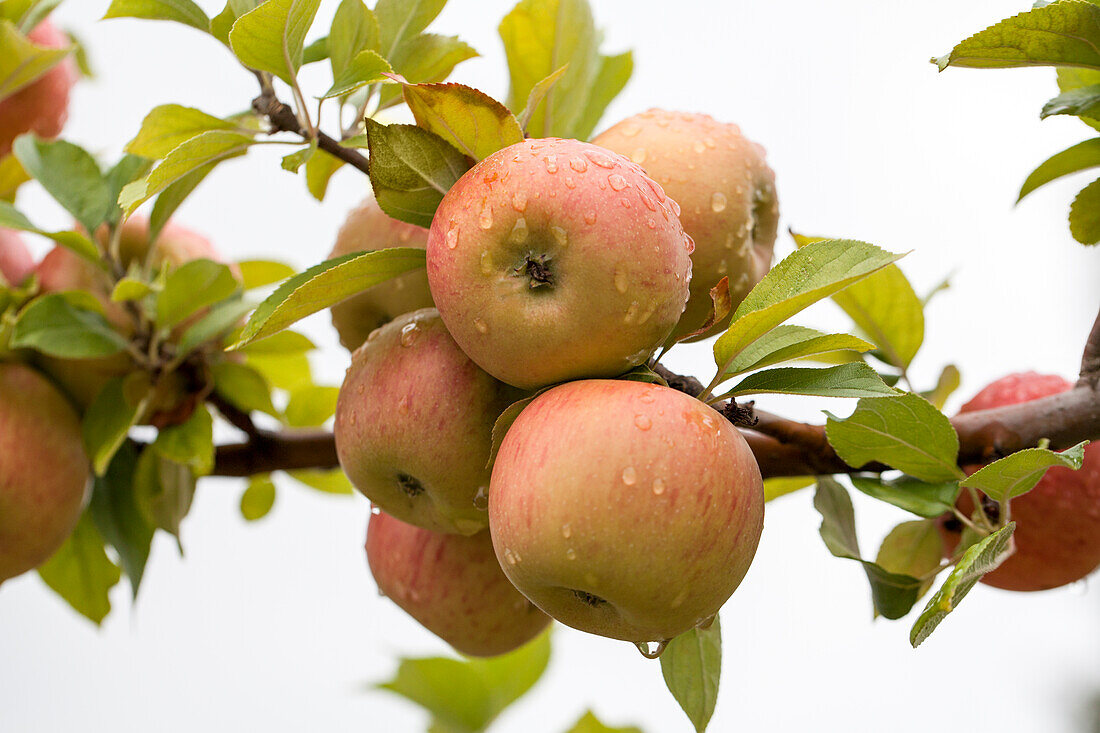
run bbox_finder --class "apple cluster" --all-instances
[334,112,780,656]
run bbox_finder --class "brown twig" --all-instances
[1080,303,1100,388]
[251,89,370,175]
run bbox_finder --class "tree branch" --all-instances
[1080,302,1100,388]
[251,90,370,175]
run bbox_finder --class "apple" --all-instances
[0,21,77,156]
[425,137,693,390]
[366,510,551,657]
[593,109,779,341]
[939,372,1100,591]
[328,197,434,351]
[334,308,522,535]
[0,362,89,583]
[0,228,34,286]
[488,379,764,646]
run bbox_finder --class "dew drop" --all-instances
[545,154,558,173]
[646,218,657,230]
[620,197,632,209]
[652,477,666,495]
[398,230,412,243]
[608,173,628,191]
[479,207,494,230]
[634,640,669,659]
[474,318,489,334]
[370,503,381,516]
[670,586,688,607]
[551,226,569,247]
[511,191,528,212]
[614,268,629,294]
[569,156,588,173]
[584,211,597,225]
[717,259,728,275]
[704,137,717,148]
[639,391,656,404]
[697,614,717,630]
[480,250,494,274]
[473,486,489,510]
[621,466,637,485]
[684,234,696,254]
[561,523,572,539]
[631,147,647,164]
[503,548,517,565]
[565,548,577,560]
[400,322,420,346]
[621,123,641,137]
[692,140,706,154]
[634,414,652,430]
[509,217,529,244]
[398,394,410,415]
[445,227,460,249]
[564,176,576,189]
[623,301,640,324]
[711,191,728,213]
[585,150,616,169]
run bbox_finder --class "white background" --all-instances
[3,0,1100,731]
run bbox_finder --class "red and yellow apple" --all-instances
[328,197,434,351]
[940,372,1100,591]
[426,138,692,389]
[593,109,779,341]
[0,228,34,286]
[0,362,89,583]
[0,21,77,156]
[366,510,551,657]
[335,308,521,535]
[488,379,764,644]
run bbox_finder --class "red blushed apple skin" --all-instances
[939,372,1100,591]
[593,109,779,342]
[328,197,434,352]
[335,309,522,535]
[366,511,551,657]
[0,363,89,583]
[426,138,692,390]
[488,379,764,643]
[0,228,35,286]
[0,21,77,156]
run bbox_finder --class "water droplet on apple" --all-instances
[717,259,728,275]
[608,173,628,191]
[400,322,420,346]
[631,147,647,164]
[565,548,577,560]
[398,394,410,415]
[480,250,494,274]
[584,211,597,225]
[639,391,656,404]
[670,586,688,607]
[696,614,717,630]
[621,123,641,137]
[704,137,717,148]
[623,301,640,324]
[614,268,629,294]
[683,234,696,254]
[551,226,568,247]
[473,318,489,334]
[545,154,558,173]
[561,523,572,539]
[398,229,412,243]
[585,150,616,169]
[445,227,460,249]
[652,477,666,495]
[511,191,528,212]
[634,640,669,659]
[503,548,518,565]
[370,503,381,515]
[473,485,488,510]
[711,191,728,213]
[620,197,632,209]
[569,156,588,173]
[508,217,529,244]
[634,414,652,430]
[621,466,637,485]
[646,218,657,230]
[479,207,494,230]
[564,176,576,189]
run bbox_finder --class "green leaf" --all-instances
[10,293,129,358]
[660,619,721,733]
[3,1,63,33]
[499,0,598,138]
[960,441,1088,503]
[176,296,253,354]
[212,361,278,417]
[153,405,215,476]
[104,155,154,225]
[722,362,895,400]
[762,475,815,502]
[83,377,149,476]
[1057,66,1100,131]
[89,442,154,598]
[921,364,961,410]
[234,247,426,347]
[875,519,943,601]
[0,19,71,99]
[814,477,926,620]
[400,81,524,161]
[910,523,1015,647]
[0,152,31,201]
[285,385,339,426]
[1069,175,1100,244]
[13,135,113,233]
[365,119,472,227]
[825,393,963,483]
[37,512,120,625]
[156,259,240,328]
[1017,138,1100,202]
[228,0,321,84]
[287,468,354,494]
[239,329,314,354]
[111,277,154,302]
[103,0,211,32]
[934,1,1100,71]
[850,474,961,518]
[517,65,568,132]
[565,711,643,733]
[238,259,296,289]
[329,0,378,78]
[302,34,328,63]
[125,104,249,159]
[305,148,344,200]
[379,33,478,109]
[573,50,633,141]
[0,200,100,260]
[120,131,256,216]
[716,324,874,379]
[1041,83,1100,120]
[713,240,903,372]
[376,0,446,57]
[241,474,276,520]
[281,144,314,173]
[378,629,551,733]
[245,350,312,391]
[133,449,195,539]
[487,393,540,469]
[322,48,392,98]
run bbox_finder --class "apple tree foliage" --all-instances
[0,0,1096,730]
